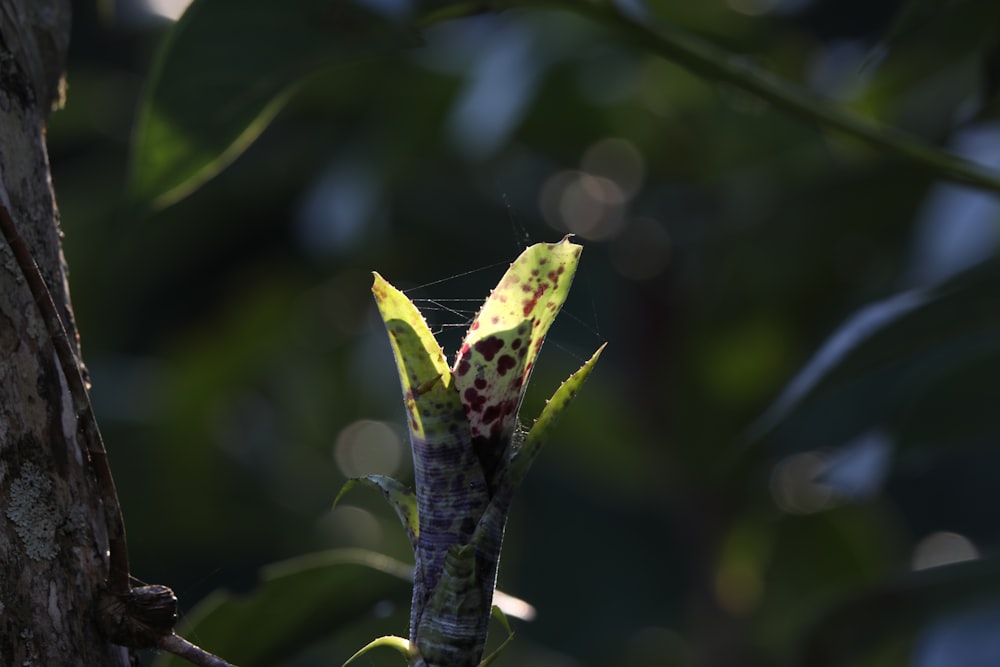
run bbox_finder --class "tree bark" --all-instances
[0,2,131,664]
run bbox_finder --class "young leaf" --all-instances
[342,635,416,667]
[479,606,516,667]
[452,235,583,491]
[335,475,419,549]
[507,341,606,490]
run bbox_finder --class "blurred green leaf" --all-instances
[130,0,417,211]
[750,258,1000,459]
[798,556,1000,667]
[152,549,412,667]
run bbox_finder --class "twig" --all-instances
[421,0,1000,193]
[159,634,238,667]
[0,202,130,592]
[0,202,237,667]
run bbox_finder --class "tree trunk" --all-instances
[0,2,131,664]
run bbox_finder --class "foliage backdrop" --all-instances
[49,1,1000,665]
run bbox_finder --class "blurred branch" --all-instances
[421,0,1000,193]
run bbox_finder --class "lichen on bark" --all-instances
[0,0,132,664]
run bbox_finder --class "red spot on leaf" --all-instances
[475,378,487,390]
[464,388,486,412]
[456,358,471,376]
[511,338,522,349]
[522,283,548,317]
[497,355,516,375]
[474,336,504,361]
[482,403,501,424]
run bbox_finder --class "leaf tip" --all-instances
[343,635,415,667]
[332,479,358,509]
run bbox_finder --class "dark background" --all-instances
[47,1,1000,665]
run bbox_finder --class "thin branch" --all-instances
[1,203,239,667]
[0,203,131,593]
[159,634,238,667]
[422,0,1000,193]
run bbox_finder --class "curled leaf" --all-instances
[335,475,419,549]
[342,634,415,667]
[509,342,607,489]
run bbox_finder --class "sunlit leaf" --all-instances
[341,634,414,667]
[453,235,584,490]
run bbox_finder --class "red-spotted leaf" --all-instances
[452,235,583,490]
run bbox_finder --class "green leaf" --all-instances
[479,606,515,667]
[750,258,1000,461]
[507,342,606,489]
[336,475,420,548]
[130,0,416,211]
[342,634,415,667]
[372,271,453,411]
[151,549,412,667]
